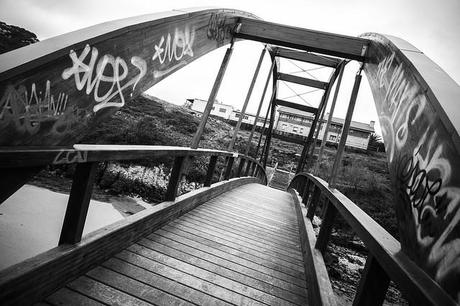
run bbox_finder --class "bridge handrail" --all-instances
[288,172,457,306]
[1,144,267,246]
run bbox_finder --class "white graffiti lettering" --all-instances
[152,26,195,79]
[62,44,147,112]
[0,81,69,134]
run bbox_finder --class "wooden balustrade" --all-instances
[0,145,267,247]
[288,173,457,306]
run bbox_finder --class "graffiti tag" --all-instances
[0,81,69,134]
[152,26,195,79]
[62,44,147,113]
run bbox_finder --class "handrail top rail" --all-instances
[289,172,457,305]
[0,144,259,168]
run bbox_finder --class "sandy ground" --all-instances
[0,185,127,270]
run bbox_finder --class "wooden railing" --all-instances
[288,173,457,306]
[0,144,267,245]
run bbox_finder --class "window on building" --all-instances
[235,113,240,117]
[300,128,304,133]
[329,135,337,141]
[293,127,298,133]
[281,124,287,130]
[244,115,249,120]
[219,108,226,113]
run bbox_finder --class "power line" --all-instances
[280,88,321,100]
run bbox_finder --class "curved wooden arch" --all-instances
[361,33,460,301]
[0,8,258,146]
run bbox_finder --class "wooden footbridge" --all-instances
[1,7,460,306]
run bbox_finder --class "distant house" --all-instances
[275,106,375,150]
[186,99,375,150]
[187,99,266,127]
[186,98,233,120]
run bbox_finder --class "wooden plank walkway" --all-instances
[41,183,308,305]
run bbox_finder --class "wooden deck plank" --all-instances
[46,287,104,306]
[188,207,301,245]
[162,223,306,279]
[147,232,306,293]
[137,237,307,304]
[86,266,192,306]
[180,211,303,258]
[202,198,300,232]
[154,227,306,287]
[67,276,153,306]
[128,243,298,306]
[173,215,304,263]
[198,202,299,237]
[102,257,230,306]
[116,249,266,306]
[40,183,307,305]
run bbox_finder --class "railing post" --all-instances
[251,162,257,177]
[302,179,312,206]
[236,158,245,177]
[204,155,218,187]
[165,156,186,201]
[244,160,252,176]
[353,255,390,306]
[329,67,362,187]
[306,185,321,219]
[224,156,235,180]
[191,43,234,149]
[315,200,338,253]
[59,162,98,245]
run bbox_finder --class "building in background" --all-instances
[275,106,375,150]
[186,99,375,150]
[185,98,233,120]
[186,98,268,128]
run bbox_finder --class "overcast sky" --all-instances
[1,0,459,136]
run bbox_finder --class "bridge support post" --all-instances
[296,88,328,173]
[315,62,346,172]
[245,55,276,156]
[191,43,234,149]
[329,68,362,187]
[59,162,97,245]
[262,95,277,168]
[353,255,390,306]
[229,47,266,151]
[204,155,218,187]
